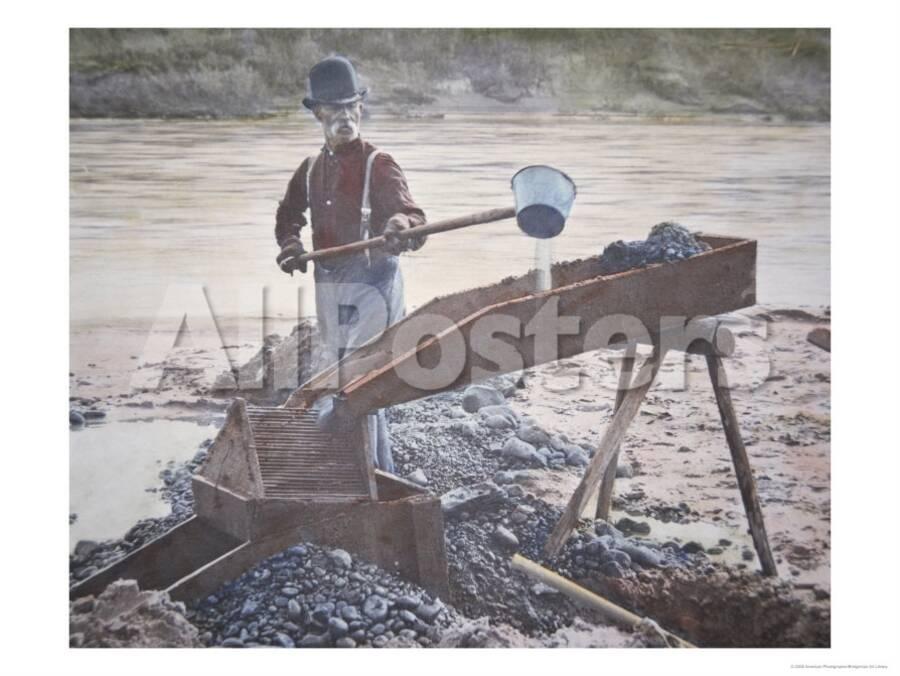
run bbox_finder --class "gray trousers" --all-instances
[313,254,405,473]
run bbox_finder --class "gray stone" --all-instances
[286,544,308,557]
[221,637,245,648]
[395,595,422,610]
[368,623,386,636]
[510,504,535,525]
[479,404,518,425]
[406,468,428,486]
[340,605,361,621]
[74,540,100,558]
[599,561,626,578]
[335,637,357,648]
[328,549,352,569]
[493,470,531,485]
[615,517,651,535]
[71,597,95,614]
[484,414,515,430]
[516,424,551,447]
[440,481,504,516]
[584,538,609,557]
[530,582,560,596]
[69,409,85,426]
[742,548,755,561]
[566,448,589,466]
[461,385,505,412]
[273,632,295,648]
[281,586,300,597]
[682,541,705,554]
[299,633,329,648]
[363,594,389,622]
[312,602,335,626]
[240,599,258,618]
[549,434,570,452]
[594,520,624,540]
[615,463,634,478]
[619,543,663,568]
[505,484,526,499]
[328,617,349,638]
[501,437,546,466]
[450,420,480,437]
[414,601,444,624]
[601,549,632,567]
[492,525,519,550]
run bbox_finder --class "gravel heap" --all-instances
[595,221,711,275]
[187,544,453,648]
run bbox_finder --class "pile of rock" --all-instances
[595,222,711,275]
[187,543,450,648]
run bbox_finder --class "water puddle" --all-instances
[69,415,219,550]
[611,510,754,568]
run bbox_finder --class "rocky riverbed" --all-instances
[69,306,831,648]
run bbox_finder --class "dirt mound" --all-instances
[580,565,830,647]
[70,580,201,648]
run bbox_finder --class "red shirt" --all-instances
[275,137,426,250]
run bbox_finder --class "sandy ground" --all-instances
[511,306,831,591]
[69,304,830,646]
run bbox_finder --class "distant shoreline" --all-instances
[70,28,830,123]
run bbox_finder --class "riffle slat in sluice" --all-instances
[246,406,374,501]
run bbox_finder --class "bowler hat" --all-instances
[302,55,368,110]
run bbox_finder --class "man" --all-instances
[274,55,427,473]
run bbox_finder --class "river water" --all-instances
[71,114,829,330]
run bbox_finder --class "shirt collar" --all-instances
[324,137,363,157]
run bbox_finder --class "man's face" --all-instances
[315,101,363,148]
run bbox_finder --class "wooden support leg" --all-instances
[705,353,778,577]
[545,348,665,558]
[594,345,636,519]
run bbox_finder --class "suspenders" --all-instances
[305,146,382,267]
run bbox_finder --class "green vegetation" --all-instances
[70,28,830,120]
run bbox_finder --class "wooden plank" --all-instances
[544,349,665,558]
[594,344,637,520]
[409,498,452,601]
[69,516,243,600]
[196,399,264,499]
[285,236,753,410]
[705,353,778,576]
[339,238,755,417]
[807,327,831,352]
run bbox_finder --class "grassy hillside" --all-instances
[70,28,830,120]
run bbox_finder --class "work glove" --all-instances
[276,236,308,275]
[383,214,426,255]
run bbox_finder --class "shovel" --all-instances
[291,165,576,268]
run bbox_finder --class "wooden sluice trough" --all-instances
[71,233,775,604]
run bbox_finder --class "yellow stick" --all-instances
[509,554,697,648]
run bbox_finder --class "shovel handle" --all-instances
[297,206,516,265]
